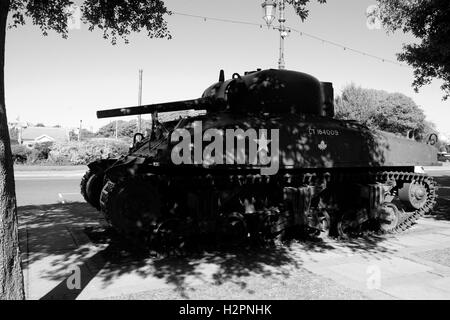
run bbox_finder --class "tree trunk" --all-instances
[0,0,25,300]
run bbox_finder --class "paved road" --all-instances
[15,166,450,300]
[15,177,83,207]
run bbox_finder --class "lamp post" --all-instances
[262,0,290,69]
[137,69,143,133]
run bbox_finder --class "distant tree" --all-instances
[30,141,53,162]
[334,84,380,128]
[373,0,450,99]
[80,128,95,140]
[0,0,171,300]
[10,144,30,163]
[97,120,127,138]
[53,124,61,128]
[69,128,95,141]
[69,129,76,141]
[35,123,45,127]
[97,119,152,138]
[373,92,426,136]
[335,84,428,136]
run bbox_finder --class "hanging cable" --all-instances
[171,11,408,68]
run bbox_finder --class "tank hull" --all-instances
[129,113,438,170]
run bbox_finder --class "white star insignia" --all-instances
[254,132,271,153]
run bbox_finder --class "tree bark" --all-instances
[0,0,25,300]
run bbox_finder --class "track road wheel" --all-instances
[399,182,428,210]
[377,202,400,233]
[100,179,161,246]
[336,212,359,239]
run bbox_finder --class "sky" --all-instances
[4,0,450,140]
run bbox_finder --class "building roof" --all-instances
[21,127,69,143]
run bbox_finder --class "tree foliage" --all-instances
[97,119,152,138]
[9,0,172,44]
[69,128,96,141]
[373,0,450,99]
[335,84,429,137]
[286,0,327,21]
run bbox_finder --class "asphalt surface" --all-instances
[15,177,82,207]
[14,165,450,300]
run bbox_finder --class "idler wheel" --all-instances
[399,182,428,210]
[377,202,400,233]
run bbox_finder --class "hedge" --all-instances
[12,139,130,165]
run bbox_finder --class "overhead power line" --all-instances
[172,11,408,68]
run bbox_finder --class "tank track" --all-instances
[99,180,115,225]
[373,171,437,234]
[98,170,438,244]
[80,169,95,204]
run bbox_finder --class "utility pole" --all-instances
[277,0,286,69]
[78,120,82,142]
[137,69,143,133]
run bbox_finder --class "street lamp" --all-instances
[261,0,276,27]
[261,0,290,69]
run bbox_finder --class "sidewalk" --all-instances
[18,200,450,300]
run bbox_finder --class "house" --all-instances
[20,127,70,148]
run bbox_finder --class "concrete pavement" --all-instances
[18,206,450,300]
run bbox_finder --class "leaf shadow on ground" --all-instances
[19,202,398,299]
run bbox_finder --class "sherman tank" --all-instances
[82,68,439,247]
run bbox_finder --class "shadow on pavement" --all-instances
[18,201,397,299]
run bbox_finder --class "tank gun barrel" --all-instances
[97,97,218,119]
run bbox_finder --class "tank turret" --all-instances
[97,69,334,119]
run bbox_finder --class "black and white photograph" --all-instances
[1,0,450,307]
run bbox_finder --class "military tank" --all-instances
[83,68,439,247]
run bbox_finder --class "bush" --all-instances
[12,139,130,165]
[11,144,31,164]
[28,142,53,163]
[49,139,130,165]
